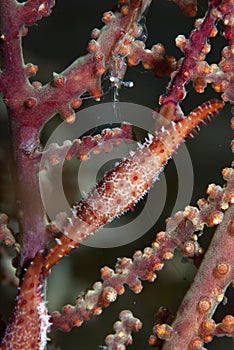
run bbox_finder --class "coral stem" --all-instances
[162,204,234,349]
[160,1,220,108]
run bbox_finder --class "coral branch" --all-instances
[127,42,176,78]
[160,204,234,350]
[103,310,142,350]
[40,122,135,168]
[0,0,30,98]
[50,163,233,331]
[1,0,153,128]
[20,0,55,26]
[186,0,234,104]
[44,99,224,273]
[0,0,233,348]
[159,1,220,117]
[0,253,50,350]
[213,314,234,339]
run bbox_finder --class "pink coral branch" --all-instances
[0,0,233,348]
[160,204,234,349]
[159,1,221,118]
[103,310,142,350]
[0,0,152,129]
[182,0,234,105]
[0,0,31,99]
[39,122,135,168]
[127,42,176,78]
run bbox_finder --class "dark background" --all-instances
[0,0,233,349]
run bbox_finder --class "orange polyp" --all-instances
[155,324,173,340]
[198,297,212,313]
[189,337,204,349]
[213,83,221,93]
[72,318,83,327]
[183,240,196,256]
[221,315,234,331]
[102,11,115,23]
[87,39,99,53]
[143,62,153,69]
[89,88,102,100]
[25,63,38,76]
[128,56,138,66]
[121,5,130,15]
[51,74,66,88]
[215,262,230,276]
[79,154,89,161]
[200,319,215,334]
[193,77,206,93]
[71,99,82,109]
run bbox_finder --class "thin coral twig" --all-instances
[159,0,221,118]
[39,122,135,168]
